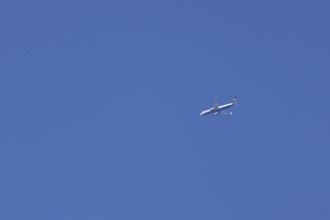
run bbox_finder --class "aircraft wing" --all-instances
[213,96,219,108]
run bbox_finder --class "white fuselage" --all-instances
[200,103,234,116]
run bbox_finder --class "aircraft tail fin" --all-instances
[232,96,238,104]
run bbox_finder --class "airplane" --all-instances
[200,96,237,116]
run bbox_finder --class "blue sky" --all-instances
[1,0,330,219]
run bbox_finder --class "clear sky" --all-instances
[1,0,329,219]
